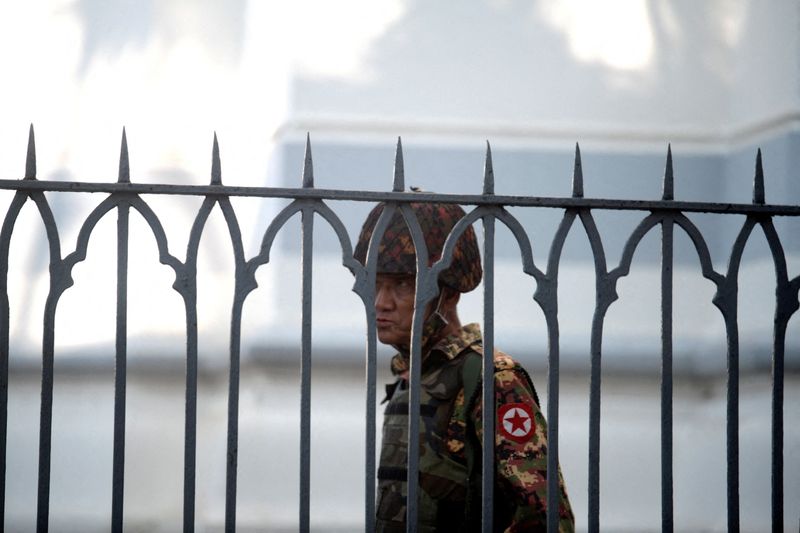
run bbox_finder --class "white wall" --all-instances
[284,0,800,147]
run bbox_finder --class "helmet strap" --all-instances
[432,291,450,326]
[391,290,451,371]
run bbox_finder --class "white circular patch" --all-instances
[501,406,533,438]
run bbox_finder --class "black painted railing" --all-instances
[1,126,796,533]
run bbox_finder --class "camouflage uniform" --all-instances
[378,323,575,532]
[354,201,574,531]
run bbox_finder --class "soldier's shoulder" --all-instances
[492,349,519,372]
[490,350,540,402]
[465,346,525,374]
[461,346,534,392]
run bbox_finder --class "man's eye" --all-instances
[396,280,414,294]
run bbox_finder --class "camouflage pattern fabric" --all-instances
[354,202,482,293]
[385,323,575,532]
[466,352,574,531]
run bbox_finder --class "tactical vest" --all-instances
[375,350,476,533]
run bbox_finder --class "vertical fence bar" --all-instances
[718,218,754,533]
[359,201,397,533]
[587,304,602,533]
[111,200,130,531]
[481,213,495,533]
[660,151,674,532]
[111,130,131,532]
[545,313,560,533]
[406,279,422,533]
[183,291,198,533]
[660,216,674,532]
[544,295,561,533]
[28,124,54,533]
[481,144,495,532]
[1,128,32,528]
[541,213,575,533]
[224,300,242,532]
[388,143,424,533]
[299,137,315,533]
[771,321,785,533]
[219,137,248,533]
[574,145,601,533]
[753,151,786,533]
[182,139,223,533]
[726,318,740,532]
[718,216,754,533]
[180,138,220,533]
[363,289,377,533]
[586,216,607,533]
[401,201,428,533]
[299,204,313,532]
[0,208,9,528]
[37,286,56,533]
[534,215,569,533]
[2,130,38,528]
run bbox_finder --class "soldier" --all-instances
[354,201,574,532]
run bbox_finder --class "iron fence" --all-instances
[1,126,797,532]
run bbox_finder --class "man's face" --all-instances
[374,273,417,347]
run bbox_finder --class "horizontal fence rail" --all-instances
[0,127,797,532]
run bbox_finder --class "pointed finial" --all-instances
[118,127,130,183]
[753,148,764,205]
[572,143,583,198]
[662,144,674,201]
[393,137,404,192]
[211,132,222,185]
[483,141,494,195]
[24,124,36,180]
[302,132,314,188]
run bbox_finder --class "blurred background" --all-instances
[1,0,799,531]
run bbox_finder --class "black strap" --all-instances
[384,402,438,417]
[377,466,407,481]
[461,353,483,527]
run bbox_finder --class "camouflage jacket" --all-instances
[382,323,574,532]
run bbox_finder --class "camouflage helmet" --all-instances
[354,202,482,293]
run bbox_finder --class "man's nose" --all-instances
[375,285,393,310]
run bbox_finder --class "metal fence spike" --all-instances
[211,133,222,185]
[302,133,314,188]
[393,137,404,192]
[662,144,674,201]
[572,143,583,198]
[483,141,494,195]
[24,123,36,180]
[118,128,130,184]
[753,148,765,205]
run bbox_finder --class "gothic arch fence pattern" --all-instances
[1,127,798,533]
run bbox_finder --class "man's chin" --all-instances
[377,335,397,346]
[377,331,409,348]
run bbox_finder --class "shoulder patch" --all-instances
[498,402,535,442]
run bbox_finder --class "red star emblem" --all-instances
[498,403,535,442]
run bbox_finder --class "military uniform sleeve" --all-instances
[473,355,575,532]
